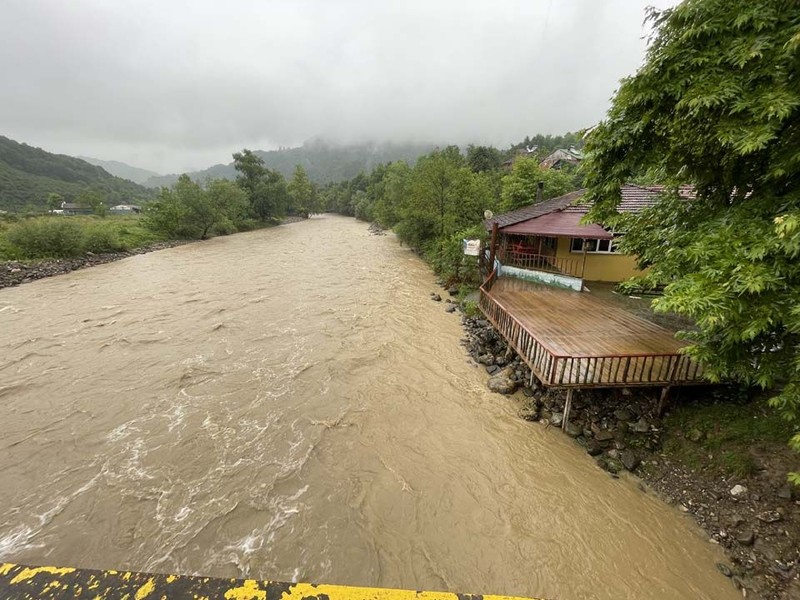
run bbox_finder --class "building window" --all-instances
[570,236,620,254]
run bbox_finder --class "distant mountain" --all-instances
[144,139,437,188]
[0,135,153,212]
[78,156,161,185]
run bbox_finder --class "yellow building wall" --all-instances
[555,237,645,282]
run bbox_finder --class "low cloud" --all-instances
[0,0,678,173]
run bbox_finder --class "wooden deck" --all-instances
[479,274,704,388]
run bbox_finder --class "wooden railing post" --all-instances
[488,222,498,271]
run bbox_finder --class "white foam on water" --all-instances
[0,525,43,556]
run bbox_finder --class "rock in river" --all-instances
[620,449,640,472]
[487,374,517,395]
[586,439,603,456]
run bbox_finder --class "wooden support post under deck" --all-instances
[562,388,573,431]
[657,386,671,416]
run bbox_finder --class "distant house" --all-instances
[539,147,583,170]
[60,202,93,216]
[109,204,142,215]
[485,184,689,290]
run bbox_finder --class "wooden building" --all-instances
[484,185,685,289]
[481,185,705,428]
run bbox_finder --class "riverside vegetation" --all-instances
[0,150,322,287]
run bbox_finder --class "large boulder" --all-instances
[487,367,518,395]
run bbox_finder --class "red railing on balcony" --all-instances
[497,249,584,279]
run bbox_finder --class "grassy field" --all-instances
[0,215,167,261]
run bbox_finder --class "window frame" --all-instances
[570,233,622,254]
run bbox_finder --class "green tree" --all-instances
[500,157,576,211]
[46,193,63,212]
[233,149,289,220]
[77,189,107,217]
[232,150,267,196]
[204,179,250,235]
[466,144,502,173]
[288,165,315,218]
[253,172,290,221]
[374,161,412,227]
[397,148,489,249]
[146,176,248,239]
[582,0,800,482]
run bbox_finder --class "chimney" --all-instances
[537,181,544,203]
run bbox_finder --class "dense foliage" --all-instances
[0,135,154,212]
[582,0,800,481]
[322,141,583,285]
[145,175,249,239]
[0,215,165,260]
[287,165,320,217]
[501,158,576,211]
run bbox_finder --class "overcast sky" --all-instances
[0,0,678,174]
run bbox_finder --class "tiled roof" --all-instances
[487,184,696,231]
[501,211,612,239]
[564,184,694,214]
[485,189,586,229]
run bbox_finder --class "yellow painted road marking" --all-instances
[0,563,546,600]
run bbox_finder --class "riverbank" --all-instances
[0,240,192,289]
[0,216,306,290]
[457,312,799,599]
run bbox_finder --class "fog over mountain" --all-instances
[1,0,678,173]
[78,156,161,185]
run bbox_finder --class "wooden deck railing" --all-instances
[498,250,584,279]
[478,275,703,388]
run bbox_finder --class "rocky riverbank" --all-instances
[0,218,310,291]
[0,241,191,290]
[459,313,800,600]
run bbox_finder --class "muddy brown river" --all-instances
[0,215,738,599]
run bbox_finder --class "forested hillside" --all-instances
[0,136,152,212]
[78,156,161,185]
[143,139,437,188]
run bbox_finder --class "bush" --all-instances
[212,218,238,236]
[6,218,84,258]
[424,226,486,285]
[234,218,262,232]
[461,299,481,318]
[83,225,126,253]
